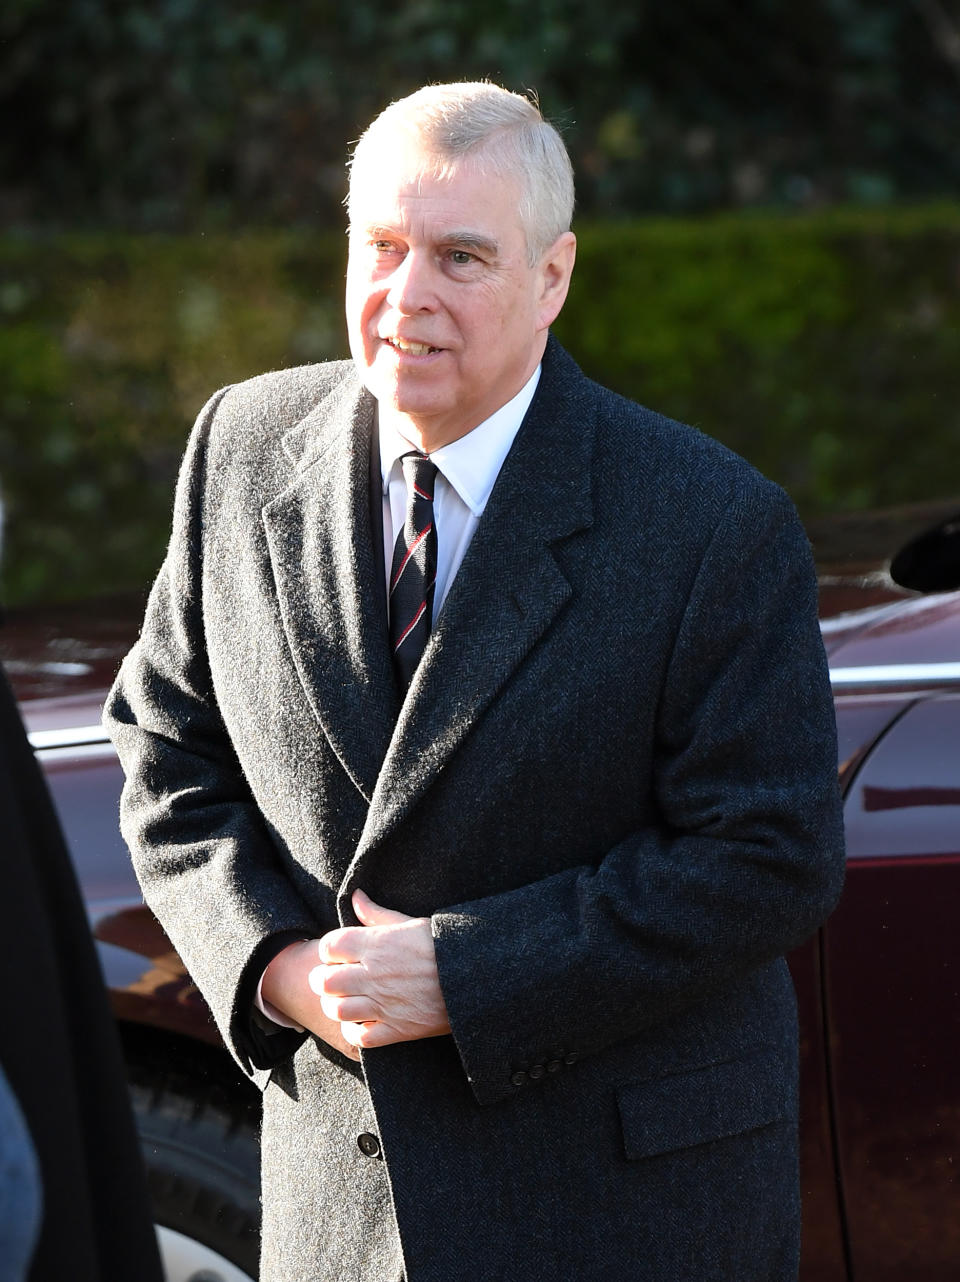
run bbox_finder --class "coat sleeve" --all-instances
[431,481,846,1106]
[103,388,318,1079]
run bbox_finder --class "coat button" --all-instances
[528,1064,546,1080]
[357,1132,381,1158]
[563,1052,579,1066]
[510,1071,528,1087]
[546,1060,562,1074]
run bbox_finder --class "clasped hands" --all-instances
[261,888,451,1063]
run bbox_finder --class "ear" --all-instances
[535,232,577,332]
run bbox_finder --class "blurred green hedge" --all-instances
[2,206,959,605]
[7,0,959,227]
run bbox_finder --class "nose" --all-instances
[386,249,435,314]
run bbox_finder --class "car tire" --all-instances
[130,1076,261,1282]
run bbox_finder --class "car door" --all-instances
[824,689,960,1280]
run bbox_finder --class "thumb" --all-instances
[352,887,412,926]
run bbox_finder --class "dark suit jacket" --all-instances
[105,337,845,1282]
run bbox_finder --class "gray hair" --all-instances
[348,82,575,265]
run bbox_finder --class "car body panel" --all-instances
[38,738,221,1046]
[790,932,849,1281]
[825,693,960,1280]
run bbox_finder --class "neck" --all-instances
[376,410,471,454]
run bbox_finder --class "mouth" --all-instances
[384,337,442,356]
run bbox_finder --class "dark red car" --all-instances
[3,577,960,1281]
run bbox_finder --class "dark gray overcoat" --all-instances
[105,338,845,1282]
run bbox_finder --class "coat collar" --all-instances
[263,339,596,856]
[355,336,596,862]
[262,372,400,803]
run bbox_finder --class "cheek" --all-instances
[346,292,381,353]
[345,260,379,327]
[486,280,536,337]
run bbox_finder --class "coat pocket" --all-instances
[617,1047,793,1161]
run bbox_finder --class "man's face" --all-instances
[346,141,574,451]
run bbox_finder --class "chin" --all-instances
[384,382,450,419]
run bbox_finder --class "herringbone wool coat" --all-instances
[105,337,845,1281]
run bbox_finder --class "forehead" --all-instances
[349,142,525,245]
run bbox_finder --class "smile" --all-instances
[385,338,441,356]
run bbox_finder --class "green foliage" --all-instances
[3,0,959,229]
[0,232,347,603]
[554,206,960,515]
[1,205,958,605]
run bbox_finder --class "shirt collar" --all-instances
[379,366,541,517]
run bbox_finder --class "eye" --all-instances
[448,249,476,266]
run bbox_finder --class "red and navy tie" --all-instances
[389,452,439,690]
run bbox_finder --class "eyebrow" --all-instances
[357,225,501,257]
[441,230,501,257]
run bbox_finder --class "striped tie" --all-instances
[389,452,439,691]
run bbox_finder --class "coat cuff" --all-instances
[231,929,313,1076]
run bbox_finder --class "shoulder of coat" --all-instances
[213,360,358,436]
[588,378,792,532]
[195,360,360,500]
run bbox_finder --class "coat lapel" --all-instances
[262,374,399,803]
[355,340,596,859]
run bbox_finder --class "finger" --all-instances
[309,962,365,998]
[317,925,365,964]
[340,1020,379,1048]
[350,1020,405,1048]
[320,994,382,1024]
[352,888,412,927]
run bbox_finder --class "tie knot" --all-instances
[401,452,438,503]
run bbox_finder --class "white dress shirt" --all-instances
[379,365,541,620]
[256,365,541,1030]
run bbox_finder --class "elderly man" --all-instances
[105,83,845,1281]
